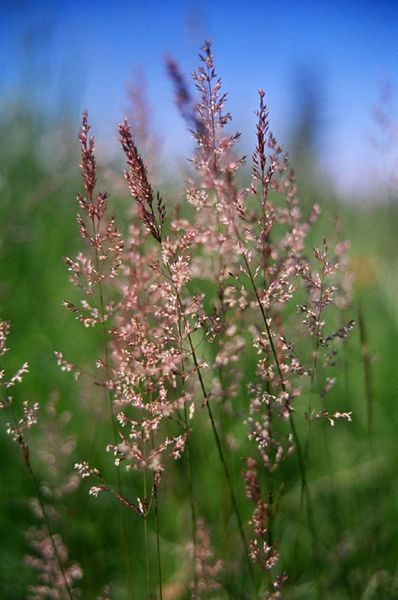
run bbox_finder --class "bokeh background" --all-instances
[1,1,398,598]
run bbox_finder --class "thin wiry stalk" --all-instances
[144,518,151,600]
[143,453,152,600]
[240,249,323,580]
[147,427,163,600]
[248,94,323,569]
[183,402,198,592]
[265,372,274,551]
[176,301,199,591]
[308,276,343,545]
[253,92,277,554]
[183,305,255,586]
[153,485,163,600]
[302,275,341,561]
[357,302,382,568]
[118,118,253,585]
[358,301,374,446]
[214,90,312,519]
[201,55,242,572]
[26,463,75,600]
[74,113,134,598]
[170,263,254,586]
[90,182,134,600]
[2,360,75,600]
[15,424,75,600]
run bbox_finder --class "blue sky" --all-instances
[2,0,398,196]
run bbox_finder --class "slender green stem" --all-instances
[310,279,343,541]
[25,444,74,600]
[310,280,324,388]
[143,460,151,600]
[153,485,163,600]
[358,302,374,446]
[154,163,254,581]
[92,221,134,599]
[242,251,309,493]
[144,517,151,600]
[241,251,324,584]
[265,375,274,551]
[4,393,75,599]
[176,295,198,592]
[357,300,382,569]
[184,406,198,591]
[166,268,254,584]
[183,316,254,584]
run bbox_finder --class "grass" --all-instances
[1,43,398,600]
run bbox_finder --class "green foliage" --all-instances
[1,98,398,600]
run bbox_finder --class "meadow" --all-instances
[0,42,397,599]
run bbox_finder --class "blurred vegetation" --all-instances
[1,61,398,600]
